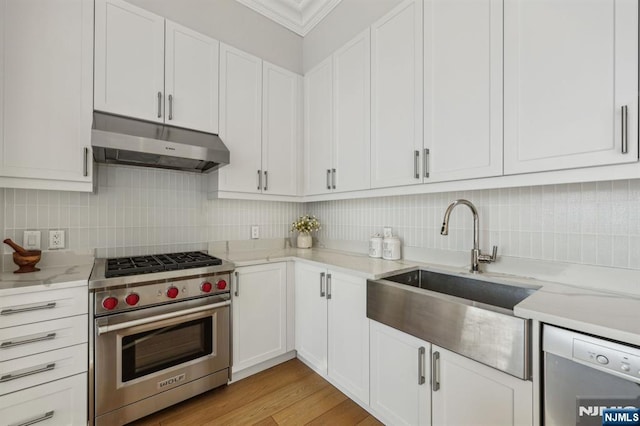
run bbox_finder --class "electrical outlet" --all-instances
[49,230,65,249]
[251,225,259,239]
[23,231,41,250]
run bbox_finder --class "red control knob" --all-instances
[217,280,227,290]
[201,282,213,293]
[102,296,119,310]
[125,293,140,306]
[166,286,179,299]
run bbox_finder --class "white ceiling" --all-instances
[234,0,342,36]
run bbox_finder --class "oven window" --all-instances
[121,317,213,382]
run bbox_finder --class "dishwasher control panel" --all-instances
[573,338,640,381]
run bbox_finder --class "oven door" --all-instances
[94,296,230,417]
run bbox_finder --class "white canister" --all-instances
[369,235,383,258]
[382,236,401,260]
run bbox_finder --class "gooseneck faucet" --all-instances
[440,199,497,273]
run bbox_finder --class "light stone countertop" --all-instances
[210,244,640,347]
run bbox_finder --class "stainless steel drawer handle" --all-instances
[264,171,268,191]
[257,170,262,191]
[432,351,440,391]
[326,169,331,190]
[326,273,332,299]
[234,271,239,297]
[622,105,629,154]
[1,332,56,349]
[10,410,55,426]
[414,150,420,179]
[320,272,326,297]
[157,91,162,118]
[83,147,89,177]
[418,346,426,385]
[168,94,174,120]
[1,302,56,316]
[423,148,430,178]
[331,168,336,189]
[0,362,55,383]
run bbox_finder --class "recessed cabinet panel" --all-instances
[165,22,219,133]
[371,0,423,189]
[424,0,503,182]
[94,0,164,123]
[504,0,638,173]
[0,0,93,184]
[218,44,263,193]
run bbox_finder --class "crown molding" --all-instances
[235,0,342,36]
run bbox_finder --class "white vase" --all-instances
[297,232,312,249]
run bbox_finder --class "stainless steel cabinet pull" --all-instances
[331,168,336,189]
[418,346,426,385]
[1,303,56,316]
[157,91,162,118]
[414,150,420,179]
[326,273,332,299]
[432,351,440,391]
[1,333,56,349]
[257,170,262,191]
[11,410,55,426]
[0,363,55,383]
[234,272,239,297]
[622,105,629,154]
[83,147,89,177]
[264,171,268,191]
[168,94,174,120]
[320,272,326,297]
[326,169,331,190]
[423,148,430,178]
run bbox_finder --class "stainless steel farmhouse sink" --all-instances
[367,269,540,379]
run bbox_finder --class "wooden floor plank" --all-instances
[128,359,381,426]
[271,384,348,425]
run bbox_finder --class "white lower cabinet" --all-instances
[370,321,431,426]
[294,262,369,404]
[370,321,533,426]
[431,345,533,426]
[232,262,289,373]
[0,373,87,426]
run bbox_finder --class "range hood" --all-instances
[91,112,230,173]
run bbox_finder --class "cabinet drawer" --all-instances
[0,315,88,362]
[0,373,86,426]
[0,286,87,328]
[0,344,87,396]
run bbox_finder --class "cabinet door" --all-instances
[370,321,430,426]
[0,0,93,185]
[304,57,333,196]
[294,263,328,374]
[232,263,287,372]
[424,0,503,182]
[94,0,164,123]
[165,21,219,134]
[327,271,369,404]
[218,44,263,193]
[431,346,533,426]
[333,30,371,193]
[504,0,638,174]
[371,0,423,189]
[262,62,301,196]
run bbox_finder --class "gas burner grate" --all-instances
[105,251,222,278]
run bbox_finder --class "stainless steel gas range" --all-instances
[88,251,234,426]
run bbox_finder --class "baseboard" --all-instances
[229,351,297,383]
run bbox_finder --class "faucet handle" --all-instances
[490,245,498,261]
[478,246,498,264]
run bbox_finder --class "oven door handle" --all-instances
[97,300,230,336]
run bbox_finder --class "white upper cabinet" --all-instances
[95,0,219,133]
[94,0,164,123]
[304,57,334,195]
[371,0,423,189]
[262,62,302,196]
[165,22,219,133]
[333,30,371,193]
[0,0,93,190]
[218,43,263,193]
[423,0,503,182]
[504,0,638,174]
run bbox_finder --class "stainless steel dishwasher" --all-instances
[543,324,640,426]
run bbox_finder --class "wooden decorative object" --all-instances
[3,238,42,274]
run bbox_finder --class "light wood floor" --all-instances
[130,359,383,426]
